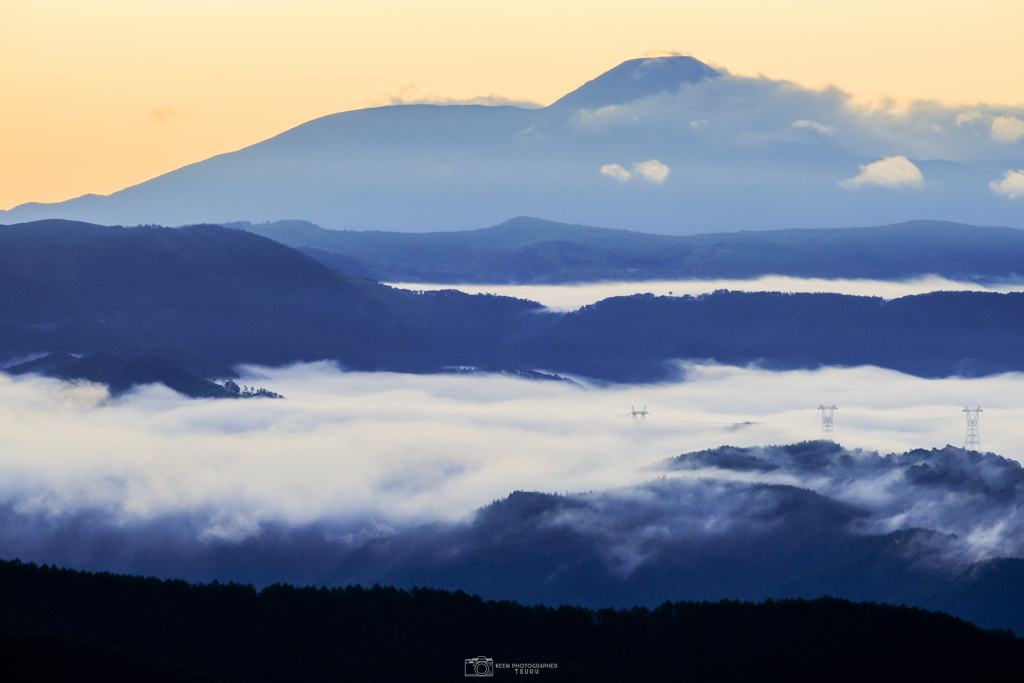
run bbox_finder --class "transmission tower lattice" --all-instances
[818,405,837,433]
[963,407,982,451]
[630,406,649,422]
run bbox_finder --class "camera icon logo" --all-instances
[465,655,494,677]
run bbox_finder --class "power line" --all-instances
[981,420,1024,452]
[985,418,1024,443]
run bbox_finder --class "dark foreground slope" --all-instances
[229,217,1024,284]
[4,220,1024,387]
[1,560,1021,683]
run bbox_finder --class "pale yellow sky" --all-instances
[2,0,1022,210]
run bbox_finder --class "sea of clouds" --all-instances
[2,360,1024,581]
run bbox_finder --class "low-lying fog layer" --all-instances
[1,363,1021,537]
[388,276,1024,310]
[3,360,1024,599]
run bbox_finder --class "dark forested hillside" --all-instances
[0,559,1021,682]
[509,289,1024,381]
[4,220,1024,389]
[3,353,235,398]
[327,443,1024,634]
[227,217,1024,284]
[0,220,543,380]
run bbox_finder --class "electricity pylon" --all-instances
[630,406,649,421]
[818,405,837,433]
[963,407,982,451]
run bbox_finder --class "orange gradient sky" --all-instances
[3,0,1022,210]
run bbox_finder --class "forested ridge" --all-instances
[0,559,1021,682]
[4,220,1024,389]
[519,289,1024,380]
[232,217,1024,285]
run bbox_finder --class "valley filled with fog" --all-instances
[390,275,1024,311]
[5,271,1024,630]
[3,227,1024,628]
[4,357,1024,575]
[5,359,1021,531]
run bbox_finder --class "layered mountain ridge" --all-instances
[4,219,1024,390]
[228,216,1024,284]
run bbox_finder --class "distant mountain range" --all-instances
[227,216,1024,284]
[2,55,1021,233]
[4,220,1024,391]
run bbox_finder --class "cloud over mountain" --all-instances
[990,169,1024,199]
[839,156,925,189]
[368,82,542,109]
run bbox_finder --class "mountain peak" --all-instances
[549,55,719,111]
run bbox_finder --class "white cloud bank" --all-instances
[839,156,925,189]
[3,363,1024,585]
[1,362,1023,537]
[952,111,1024,143]
[600,159,671,183]
[955,110,985,126]
[990,170,1024,199]
[990,116,1024,142]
